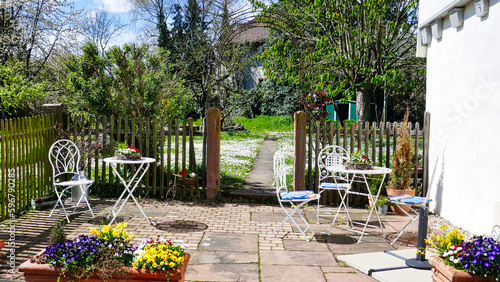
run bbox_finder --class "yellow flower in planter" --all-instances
[426,226,465,257]
[133,237,187,273]
[93,223,134,243]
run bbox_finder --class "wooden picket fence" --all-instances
[60,114,199,199]
[0,115,56,221]
[303,114,430,206]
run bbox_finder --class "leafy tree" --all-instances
[252,0,423,122]
[0,0,82,117]
[0,7,21,65]
[65,42,190,118]
[130,0,180,43]
[246,80,300,117]
[132,0,255,121]
[0,61,46,117]
[0,0,82,77]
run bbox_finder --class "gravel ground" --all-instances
[428,214,477,240]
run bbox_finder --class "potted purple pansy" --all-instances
[427,226,499,282]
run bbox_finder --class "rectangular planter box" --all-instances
[19,253,190,282]
[429,255,496,282]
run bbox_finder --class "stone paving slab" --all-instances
[326,234,394,255]
[186,263,259,282]
[283,238,330,252]
[261,265,326,281]
[324,272,378,281]
[190,251,258,264]
[260,249,337,266]
[198,233,258,252]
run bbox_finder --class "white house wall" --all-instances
[424,0,500,235]
[420,0,460,24]
[244,65,265,89]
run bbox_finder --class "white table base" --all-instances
[326,166,391,242]
[104,157,155,225]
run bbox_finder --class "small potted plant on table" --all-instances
[345,150,373,170]
[115,142,142,160]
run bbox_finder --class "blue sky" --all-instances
[72,0,138,45]
[71,0,256,46]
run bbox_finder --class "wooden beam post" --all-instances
[294,111,306,191]
[42,103,65,128]
[206,108,221,200]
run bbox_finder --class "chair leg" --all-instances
[317,195,321,224]
[270,201,315,241]
[328,190,352,235]
[390,204,418,245]
[293,206,315,240]
[80,185,95,218]
[50,188,71,223]
[50,185,95,223]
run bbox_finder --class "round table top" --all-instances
[103,157,156,164]
[327,165,392,175]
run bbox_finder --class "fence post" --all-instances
[294,111,306,191]
[206,108,221,200]
[42,104,65,128]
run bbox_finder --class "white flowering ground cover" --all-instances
[164,132,265,188]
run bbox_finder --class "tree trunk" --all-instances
[356,89,371,123]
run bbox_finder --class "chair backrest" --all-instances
[49,139,81,179]
[491,225,500,241]
[318,145,350,183]
[273,151,287,194]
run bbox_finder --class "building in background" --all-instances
[231,20,268,90]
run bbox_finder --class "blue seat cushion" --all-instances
[388,194,432,205]
[319,182,350,189]
[280,190,317,200]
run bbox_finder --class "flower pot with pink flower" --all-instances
[115,142,142,160]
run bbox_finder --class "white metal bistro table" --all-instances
[103,157,155,225]
[326,165,392,242]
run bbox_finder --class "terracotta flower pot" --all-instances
[386,188,415,213]
[19,253,190,282]
[429,255,496,282]
[345,163,373,170]
[0,240,4,262]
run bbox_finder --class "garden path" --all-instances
[227,136,276,200]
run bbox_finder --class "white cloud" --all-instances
[95,0,132,13]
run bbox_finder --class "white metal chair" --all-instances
[387,157,440,245]
[491,225,500,241]
[317,145,352,227]
[269,151,319,241]
[48,139,95,222]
